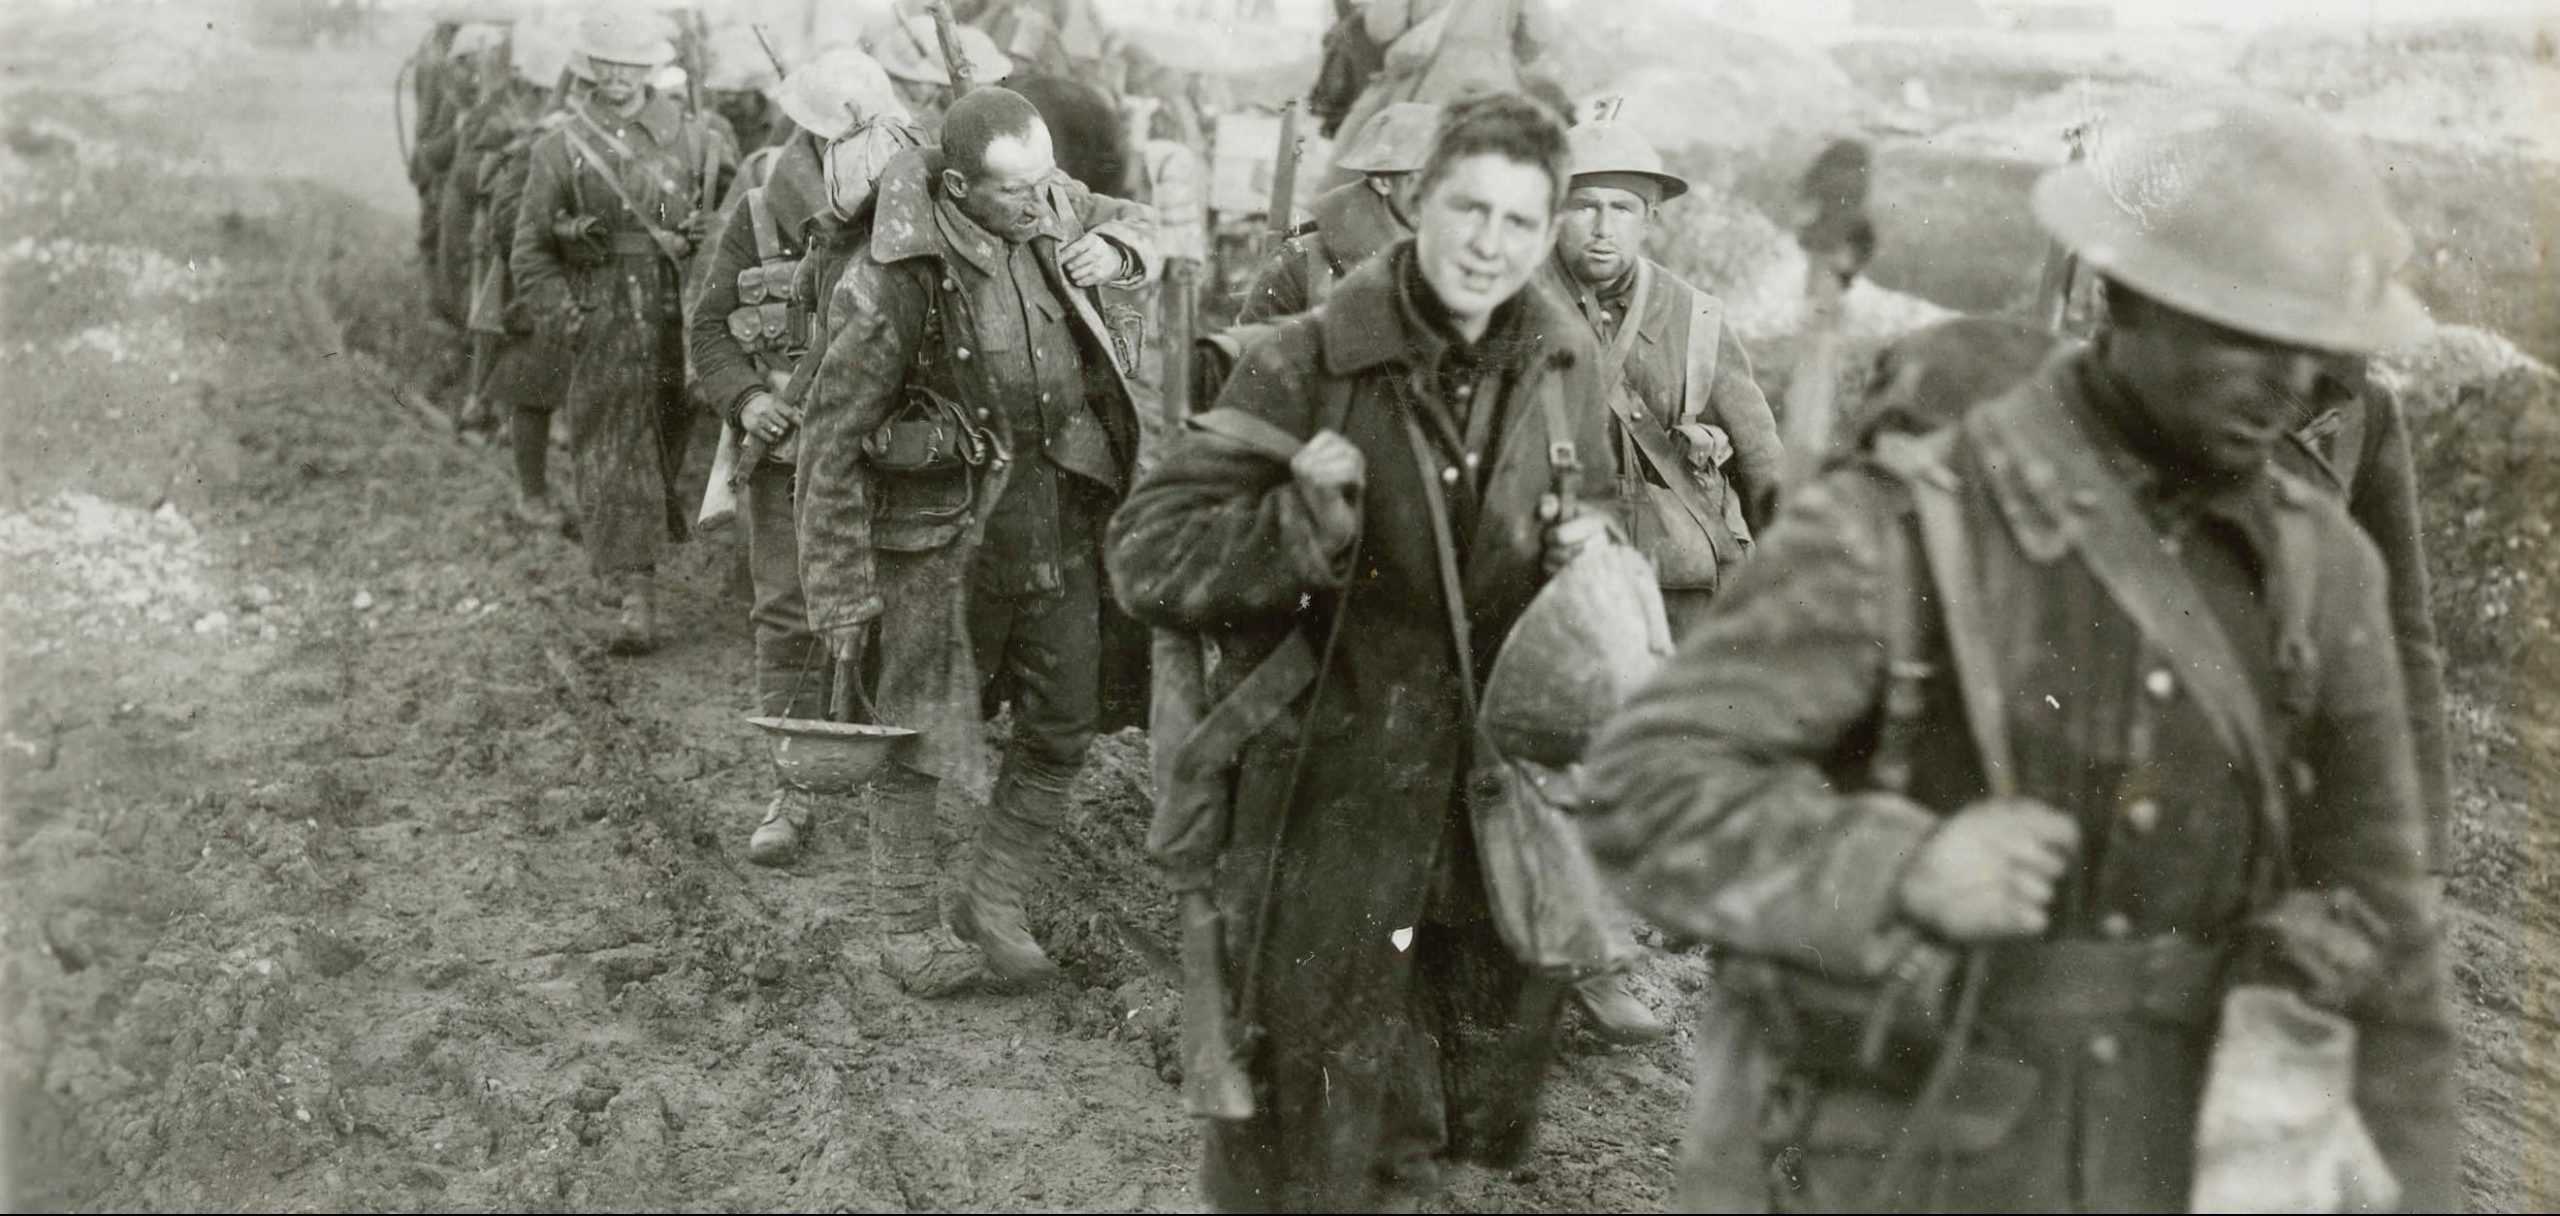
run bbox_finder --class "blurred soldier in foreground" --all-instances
[1108,95,1623,1211]
[1234,101,1437,325]
[1856,319,2458,877]
[512,7,736,654]
[687,48,922,865]
[1581,92,2454,1211]
[797,88,1157,995]
[1548,119,1779,637]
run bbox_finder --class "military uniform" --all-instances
[797,142,1155,987]
[1108,246,1623,1210]
[1235,181,1406,324]
[510,89,736,583]
[1551,254,1778,636]
[1583,342,2456,1211]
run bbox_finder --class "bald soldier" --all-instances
[1547,120,1780,637]
[1581,92,2453,1211]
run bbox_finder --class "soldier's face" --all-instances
[585,58,650,107]
[1413,154,1561,339]
[949,125,1057,244]
[2108,296,2325,481]
[1556,184,1652,286]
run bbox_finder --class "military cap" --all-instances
[508,20,574,84]
[1333,102,1442,176]
[2033,88,2429,354]
[1565,121,1688,204]
[572,5,678,68]
[862,14,1013,86]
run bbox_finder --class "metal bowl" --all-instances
[748,717,916,795]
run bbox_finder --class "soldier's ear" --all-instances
[940,166,971,203]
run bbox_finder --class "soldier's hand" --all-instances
[1539,495,1620,575]
[1289,429,1365,549]
[1896,797,2080,943]
[1060,232,1129,288]
[823,626,866,666]
[740,392,800,443]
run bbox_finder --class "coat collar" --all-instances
[867,145,1081,274]
[1317,241,1582,378]
[570,89,684,146]
[760,135,828,248]
[1311,181,1408,269]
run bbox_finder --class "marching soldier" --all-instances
[1234,100,1437,325]
[1108,95,1624,1211]
[454,22,563,439]
[796,87,1158,995]
[1321,0,1556,192]
[1580,92,2455,1211]
[512,7,737,653]
[687,48,922,865]
[480,28,577,530]
[1548,119,1780,637]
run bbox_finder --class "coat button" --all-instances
[956,346,973,361]
[2088,1034,2122,1066]
[977,407,991,421]
[942,279,956,292]
[1039,392,1050,405]
[2144,669,2176,700]
[2124,798,2160,834]
[1440,465,1460,486]
[1462,452,1480,471]
[2100,912,2133,940]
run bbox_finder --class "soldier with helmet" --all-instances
[861,13,1015,131]
[512,5,737,653]
[477,19,579,529]
[686,47,924,865]
[1547,118,1780,638]
[1234,100,1437,325]
[1580,91,2454,1211]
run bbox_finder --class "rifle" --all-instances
[750,22,787,79]
[1263,99,1302,259]
[2032,122,2090,333]
[1780,138,1874,491]
[926,0,975,103]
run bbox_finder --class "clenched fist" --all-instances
[1060,232,1129,287]
[1896,797,2081,943]
[1289,429,1364,551]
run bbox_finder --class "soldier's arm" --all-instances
[1702,317,1783,533]
[683,190,770,426]
[2347,385,2454,867]
[1233,240,1310,325]
[795,256,928,641]
[1053,175,1162,288]
[2295,521,2458,1209]
[1580,467,1937,975]
[508,138,574,318]
[1107,329,1347,629]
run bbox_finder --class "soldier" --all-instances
[454,22,564,440]
[481,28,578,530]
[861,14,1015,133]
[1234,101,1437,325]
[1108,95,1624,1211]
[1321,0,1556,191]
[1856,317,2459,879]
[512,7,737,653]
[797,87,1158,995]
[688,48,921,866]
[1579,92,2455,1212]
[1548,119,1780,637]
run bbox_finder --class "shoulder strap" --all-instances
[1679,287,1726,427]
[1870,430,2016,796]
[744,185,784,264]
[1603,376,1720,538]
[1303,240,1337,306]
[1534,357,1581,504]
[1403,403,1482,704]
[1597,260,1651,391]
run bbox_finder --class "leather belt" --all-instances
[1980,937,2229,1024]
[611,231,665,256]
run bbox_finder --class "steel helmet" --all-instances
[1480,544,1674,768]
[449,22,510,58]
[1333,102,1443,176]
[572,6,678,68]
[701,25,783,94]
[2033,89,2430,355]
[508,20,575,84]
[774,47,909,141]
[863,14,1013,86]
[1565,120,1688,204]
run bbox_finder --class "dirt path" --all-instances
[2,9,2550,1214]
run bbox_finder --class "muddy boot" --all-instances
[747,785,812,867]
[948,758,1073,985]
[870,766,980,997]
[607,573,659,656]
[1572,972,1671,1045]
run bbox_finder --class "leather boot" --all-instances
[869,765,980,997]
[948,757,1073,984]
[747,785,811,866]
[1573,972,1672,1045]
[607,573,659,655]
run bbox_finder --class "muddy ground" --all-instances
[2,7,2553,1214]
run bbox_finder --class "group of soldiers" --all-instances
[402,2,2459,1212]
